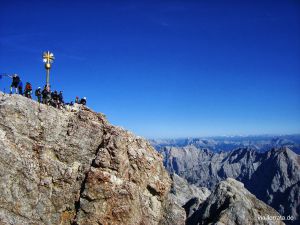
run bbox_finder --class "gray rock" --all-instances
[0,93,178,225]
[159,195,186,225]
[187,178,285,225]
[169,174,210,219]
[169,173,211,207]
[161,146,300,224]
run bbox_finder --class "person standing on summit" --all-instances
[18,80,23,95]
[9,74,20,94]
[35,87,42,103]
[80,97,87,105]
[24,82,32,98]
[58,91,64,104]
[42,85,51,105]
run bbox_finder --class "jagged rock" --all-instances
[161,146,300,224]
[170,173,211,206]
[169,174,210,219]
[187,178,285,225]
[159,195,186,225]
[0,93,177,225]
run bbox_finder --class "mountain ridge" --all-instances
[160,145,300,224]
[150,136,300,154]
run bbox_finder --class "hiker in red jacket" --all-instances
[24,82,32,98]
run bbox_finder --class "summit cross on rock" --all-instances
[43,51,55,87]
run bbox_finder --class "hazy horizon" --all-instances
[146,133,300,140]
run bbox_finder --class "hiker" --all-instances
[80,97,87,105]
[24,82,32,98]
[10,74,20,94]
[35,87,42,103]
[75,96,79,104]
[42,85,51,105]
[51,90,60,108]
[18,80,23,95]
[51,90,55,100]
[59,91,64,104]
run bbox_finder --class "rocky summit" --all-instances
[0,93,290,225]
[0,93,174,225]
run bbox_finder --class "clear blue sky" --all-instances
[1,0,300,138]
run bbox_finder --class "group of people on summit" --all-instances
[8,74,87,108]
[34,86,64,109]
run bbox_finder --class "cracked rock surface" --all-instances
[187,178,285,225]
[0,93,173,225]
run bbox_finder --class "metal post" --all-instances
[46,69,50,87]
[43,51,54,88]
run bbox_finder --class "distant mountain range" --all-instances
[159,146,300,224]
[150,134,300,154]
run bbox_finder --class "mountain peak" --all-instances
[187,178,285,225]
[0,93,178,225]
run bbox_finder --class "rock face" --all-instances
[169,173,210,207]
[161,146,300,224]
[0,93,174,225]
[187,178,285,225]
[168,174,210,219]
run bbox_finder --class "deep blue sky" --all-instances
[1,0,300,138]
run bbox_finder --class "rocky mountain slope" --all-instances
[187,178,285,225]
[0,93,177,225]
[0,93,290,225]
[160,145,300,224]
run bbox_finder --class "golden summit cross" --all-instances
[43,51,55,63]
[43,51,55,87]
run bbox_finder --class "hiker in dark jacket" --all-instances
[10,74,20,94]
[51,90,60,108]
[18,81,23,95]
[80,97,87,105]
[35,87,42,103]
[42,85,51,105]
[58,91,64,104]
